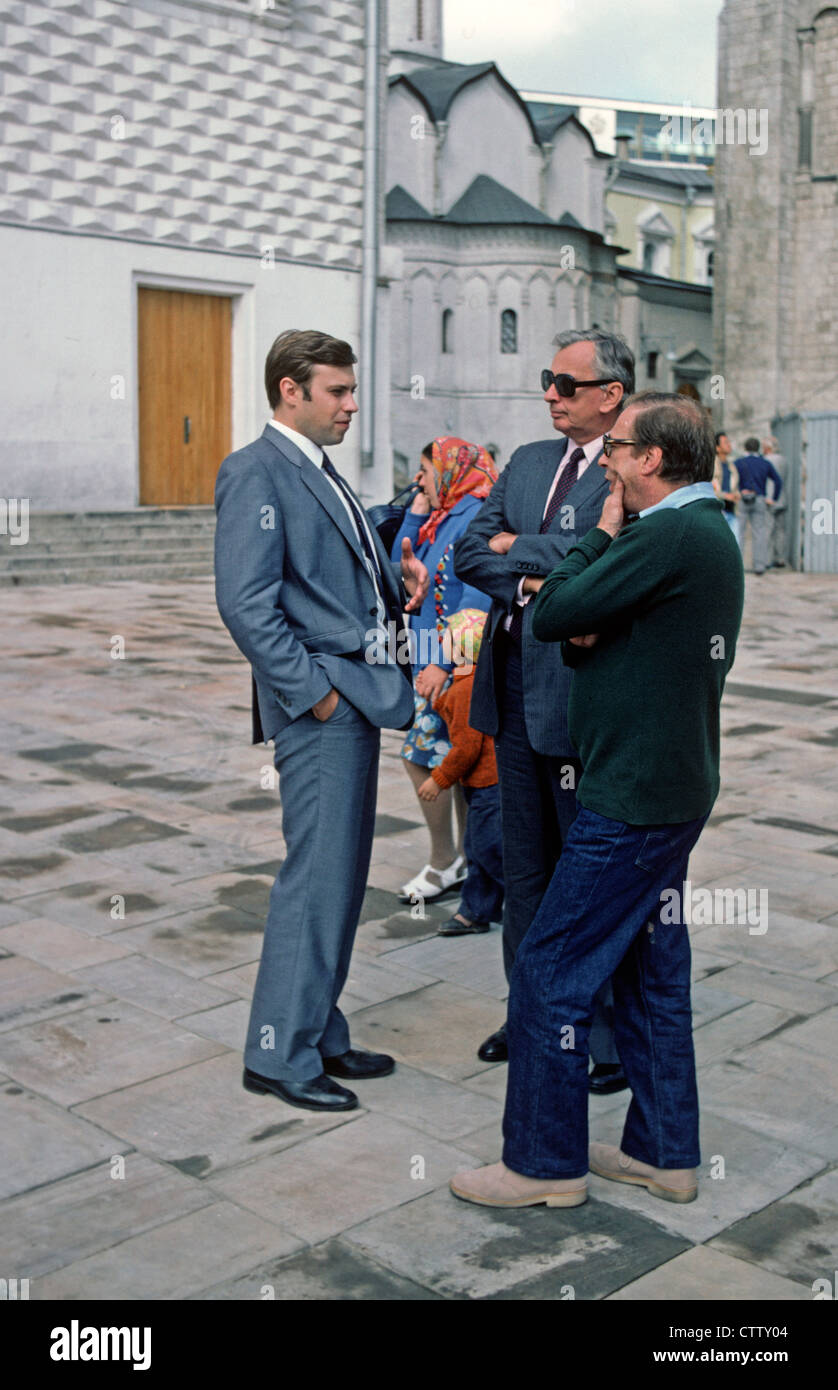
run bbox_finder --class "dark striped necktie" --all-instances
[321,452,383,583]
[508,445,586,641]
[540,446,586,533]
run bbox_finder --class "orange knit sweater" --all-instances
[431,667,498,790]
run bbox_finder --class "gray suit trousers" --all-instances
[244,694,380,1082]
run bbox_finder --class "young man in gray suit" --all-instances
[453,330,634,1090]
[215,330,428,1113]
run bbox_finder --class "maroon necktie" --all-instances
[508,445,586,641]
[540,446,585,532]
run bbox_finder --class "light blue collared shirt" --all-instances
[638,481,718,518]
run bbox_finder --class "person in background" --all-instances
[762,435,788,567]
[391,438,497,905]
[417,608,504,937]
[712,431,740,539]
[734,436,783,574]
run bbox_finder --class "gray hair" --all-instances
[552,328,636,398]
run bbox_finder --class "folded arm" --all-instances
[531,522,679,643]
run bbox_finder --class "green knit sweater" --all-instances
[531,499,745,825]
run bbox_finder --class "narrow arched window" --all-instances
[706,249,714,284]
[500,308,517,354]
[441,308,453,354]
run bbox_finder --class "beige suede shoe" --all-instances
[449,1161,587,1208]
[589,1142,697,1203]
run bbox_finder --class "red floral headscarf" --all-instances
[417,436,498,547]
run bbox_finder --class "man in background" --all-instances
[762,435,788,567]
[735,435,783,574]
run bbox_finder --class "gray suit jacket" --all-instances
[453,436,609,756]
[215,426,415,743]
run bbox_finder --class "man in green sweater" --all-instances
[450,391,745,1209]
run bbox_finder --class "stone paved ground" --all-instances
[2,570,838,1302]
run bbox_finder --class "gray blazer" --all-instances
[453,436,609,757]
[215,426,415,743]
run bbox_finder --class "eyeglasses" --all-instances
[602,434,638,458]
[541,369,615,397]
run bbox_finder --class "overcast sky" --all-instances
[443,0,725,107]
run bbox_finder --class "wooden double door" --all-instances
[138,288,232,505]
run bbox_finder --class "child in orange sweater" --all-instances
[418,609,504,936]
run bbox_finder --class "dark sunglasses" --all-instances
[541,369,615,397]
[601,434,638,458]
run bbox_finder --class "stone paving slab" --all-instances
[710,1166,838,1290]
[698,1046,838,1160]
[73,955,239,1020]
[343,1185,690,1300]
[206,1113,479,1244]
[35,1201,303,1301]
[107,905,265,978]
[6,873,210,936]
[0,954,110,1034]
[0,1077,123,1200]
[192,1239,444,1301]
[584,1106,827,1243]
[0,1002,226,1107]
[0,917,135,971]
[2,1153,215,1280]
[349,982,504,1081]
[606,1246,811,1300]
[382,929,508,1000]
[75,1052,360,1176]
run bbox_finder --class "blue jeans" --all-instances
[502,806,708,1179]
[495,636,618,1065]
[459,783,504,924]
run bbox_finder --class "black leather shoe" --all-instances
[322,1048,395,1079]
[243,1068,358,1111]
[477,1024,508,1063]
[437,914,490,936]
[588,1063,629,1096]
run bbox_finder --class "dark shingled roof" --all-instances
[385,185,433,220]
[442,175,554,225]
[616,161,714,190]
[556,210,584,229]
[390,61,540,139]
[525,100,577,141]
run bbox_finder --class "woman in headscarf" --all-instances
[390,437,498,904]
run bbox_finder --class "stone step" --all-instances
[27,507,216,526]
[3,534,216,560]
[0,508,217,585]
[25,522,216,543]
[0,545,214,573]
[0,561,216,587]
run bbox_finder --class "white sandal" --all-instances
[399,853,466,903]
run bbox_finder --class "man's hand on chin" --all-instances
[598,478,626,538]
[400,538,429,612]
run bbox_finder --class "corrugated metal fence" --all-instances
[772,411,838,572]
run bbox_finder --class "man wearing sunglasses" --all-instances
[453,329,634,1088]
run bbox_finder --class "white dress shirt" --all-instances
[507,435,604,624]
[268,419,387,632]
